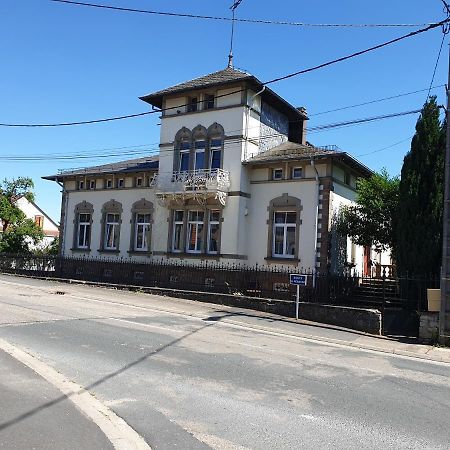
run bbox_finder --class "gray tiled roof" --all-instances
[245,141,340,163]
[42,156,159,181]
[140,67,254,103]
[245,141,372,176]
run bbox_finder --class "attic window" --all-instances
[117,178,125,188]
[106,179,113,189]
[89,180,96,190]
[205,94,215,110]
[78,180,85,190]
[136,177,143,187]
[292,167,303,179]
[272,168,283,181]
[187,97,198,112]
[345,172,351,185]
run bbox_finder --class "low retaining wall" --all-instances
[419,311,439,343]
[105,284,382,335]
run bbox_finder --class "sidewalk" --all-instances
[0,348,113,450]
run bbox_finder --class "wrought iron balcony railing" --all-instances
[151,169,231,206]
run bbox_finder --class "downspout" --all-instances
[244,86,265,160]
[57,180,68,258]
[310,158,320,288]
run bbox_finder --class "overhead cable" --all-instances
[2,16,448,128]
[49,0,431,28]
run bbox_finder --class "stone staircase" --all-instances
[351,278,402,308]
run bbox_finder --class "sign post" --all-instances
[289,274,307,320]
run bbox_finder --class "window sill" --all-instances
[265,257,300,265]
[166,252,221,260]
[127,250,151,256]
[70,248,91,253]
[98,249,120,254]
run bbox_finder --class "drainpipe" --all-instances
[310,158,320,288]
[57,180,68,258]
[244,86,265,160]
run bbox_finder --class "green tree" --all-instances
[396,96,445,276]
[0,177,44,254]
[337,169,400,252]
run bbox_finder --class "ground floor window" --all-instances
[134,213,151,251]
[171,208,221,254]
[187,210,204,253]
[207,210,220,254]
[105,213,120,250]
[77,213,91,249]
[172,210,184,252]
[273,212,296,258]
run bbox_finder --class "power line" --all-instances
[310,84,446,116]
[355,136,412,157]
[264,18,450,85]
[427,33,448,99]
[2,16,448,128]
[49,0,432,28]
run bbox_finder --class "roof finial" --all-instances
[228,0,244,68]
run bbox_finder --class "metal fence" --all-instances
[0,254,440,311]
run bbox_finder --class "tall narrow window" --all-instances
[194,140,206,171]
[105,213,120,250]
[187,210,204,253]
[77,213,91,249]
[209,139,222,170]
[172,210,184,252]
[273,212,296,258]
[134,213,151,251]
[207,210,220,254]
[34,215,44,228]
[205,94,215,110]
[179,141,190,172]
[187,97,198,112]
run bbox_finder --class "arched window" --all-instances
[174,127,192,172]
[267,194,302,260]
[207,123,225,170]
[130,199,153,253]
[100,200,123,252]
[192,125,207,171]
[73,201,93,251]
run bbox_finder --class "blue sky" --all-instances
[1,0,448,222]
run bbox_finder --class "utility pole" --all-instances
[440,42,450,346]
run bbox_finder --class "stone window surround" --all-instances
[167,202,224,256]
[72,201,94,252]
[173,123,225,172]
[98,200,123,253]
[266,194,302,262]
[128,198,154,255]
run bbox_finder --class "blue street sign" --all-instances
[290,274,307,286]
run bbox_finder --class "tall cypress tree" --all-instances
[396,96,445,275]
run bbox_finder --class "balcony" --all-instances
[151,169,231,206]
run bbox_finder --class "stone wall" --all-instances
[419,312,439,343]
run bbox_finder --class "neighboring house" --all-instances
[44,66,386,275]
[0,196,59,248]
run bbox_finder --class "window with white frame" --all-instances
[272,168,283,180]
[179,141,190,172]
[78,180,85,190]
[172,210,184,252]
[207,210,220,254]
[104,213,120,250]
[273,212,296,258]
[134,213,151,251]
[77,213,91,249]
[89,180,96,190]
[194,140,206,170]
[136,177,143,187]
[209,139,222,170]
[106,179,113,189]
[187,210,204,253]
[117,178,125,188]
[292,167,303,179]
[205,93,215,110]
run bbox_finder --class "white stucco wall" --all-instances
[248,179,318,268]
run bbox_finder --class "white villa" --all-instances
[44,66,385,275]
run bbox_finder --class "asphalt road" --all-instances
[0,275,449,449]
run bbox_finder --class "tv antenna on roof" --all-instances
[228,0,245,68]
